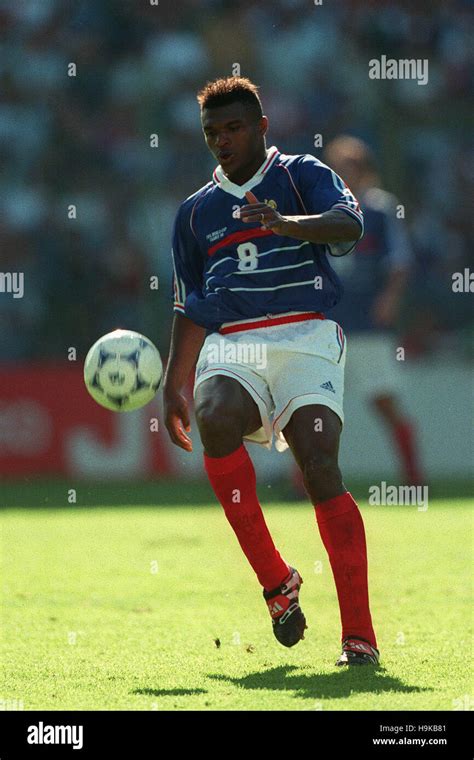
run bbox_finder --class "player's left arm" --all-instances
[241,198,360,243]
[240,156,363,254]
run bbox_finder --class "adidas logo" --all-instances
[268,601,283,615]
[346,640,374,654]
[320,381,335,393]
[350,642,369,652]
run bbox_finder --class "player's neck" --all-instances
[224,147,268,186]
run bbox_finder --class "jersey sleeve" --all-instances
[171,202,204,316]
[296,155,364,257]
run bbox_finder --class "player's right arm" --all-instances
[163,200,205,452]
[163,313,206,452]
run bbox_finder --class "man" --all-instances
[164,77,379,666]
[325,136,423,486]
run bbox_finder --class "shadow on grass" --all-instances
[207,665,430,701]
[132,687,207,697]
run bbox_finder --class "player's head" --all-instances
[323,136,378,191]
[197,76,268,180]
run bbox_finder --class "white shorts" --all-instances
[193,312,346,452]
[345,333,401,399]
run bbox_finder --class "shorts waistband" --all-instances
[219,311,325,335]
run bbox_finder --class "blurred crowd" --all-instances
[0,0,472,361]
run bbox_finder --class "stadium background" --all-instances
[0,0,472,496]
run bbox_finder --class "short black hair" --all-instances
[197,76,263,121]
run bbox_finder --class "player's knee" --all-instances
[195,397,243,447]
[301,451,342,497]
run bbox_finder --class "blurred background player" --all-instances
[293,135,424,499]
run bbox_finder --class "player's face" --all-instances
[201,103,267,182]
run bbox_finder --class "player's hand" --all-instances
[164,389,193,452]
[239,191,288,235]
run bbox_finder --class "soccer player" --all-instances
[325,136,423,486]
[164,77,379,666]
[291,136,423,499]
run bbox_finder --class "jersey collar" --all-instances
[212,146,280,199]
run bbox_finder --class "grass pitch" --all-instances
[1,492,472,711]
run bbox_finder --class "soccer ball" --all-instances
[84,329,163,412]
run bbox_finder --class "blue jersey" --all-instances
[171,146,363,331]
[328,187,412,332]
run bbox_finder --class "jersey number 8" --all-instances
[237,242,258,271]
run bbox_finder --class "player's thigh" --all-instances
[194,374,262,437]
[282,404,342,468]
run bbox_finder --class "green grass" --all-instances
[1,495,472,711]
[1,476,472,507]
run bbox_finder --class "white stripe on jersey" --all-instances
[332,200,362,217]
[330,169,346,194]
[330,171,361,215]
[205,258,315,289]
[207,240,311,274]
[171,249,187,306]
[331,204,364,233]
[211,279,318,294]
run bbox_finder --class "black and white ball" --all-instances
[84,329,163,412]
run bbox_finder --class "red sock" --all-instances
[393,420,422,485]
[204,444,289,591]
[315,491,377,648]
